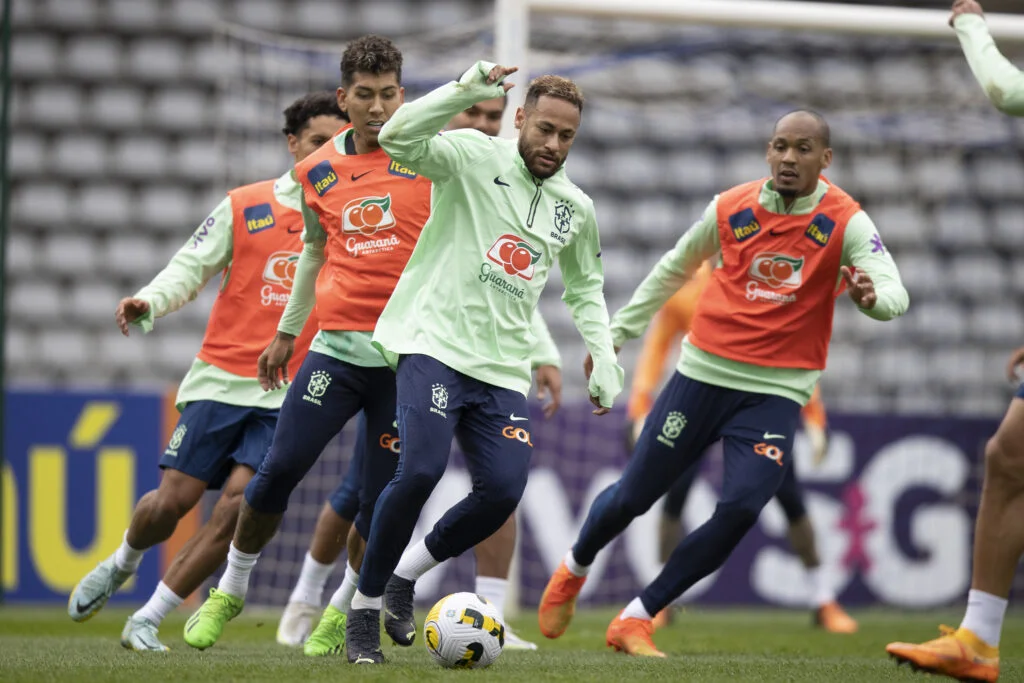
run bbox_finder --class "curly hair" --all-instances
[281,91,346,136]
[524,75,584,113]
[340,34,403,87]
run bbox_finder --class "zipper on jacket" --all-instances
[526,178,543,228]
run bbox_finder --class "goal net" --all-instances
[215,2,1024,612]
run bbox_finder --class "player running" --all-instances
[538,109,908,657]
[886,2,1024,681]
[343,63,623,665]
[277,95,561,652]
[66,93,345,651]
[182,39,561,653]
[626,263,856,634]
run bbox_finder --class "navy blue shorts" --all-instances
[627,372,802,520]
[159,400,278,490]
[328,412,366,522]
[1015,382,1024,400]
[244,351,398,518]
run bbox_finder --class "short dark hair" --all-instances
[524,75,584,113]
[281,91,346,136]
[774,109,831,147]
[340,34,403,88]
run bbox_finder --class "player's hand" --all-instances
[950,0,984,27]
[115,297,150,336]
[841,266,876,310]
[535,364,563,419]
[1005,345,1024,382]
[806,423,829,466]
[486,64,519,93]
[583,346,621,380]
[258,333,295,391]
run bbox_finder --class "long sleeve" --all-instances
[530,309,561,369]
[559,201,623,407]
[627,307,681,419]
[610,198,722,348]
[954,14,1024,116]
[841,211,909,321]
[378,61,508,182]
[133,197,234,333]
[278,193,327,336]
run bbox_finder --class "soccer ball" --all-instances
[423,592,505,669]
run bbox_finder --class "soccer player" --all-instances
[343,62,624,665]
[66,92,345,651]
[538,109,908,657]
[182,39,564,653]
[626,265,856,634]
[886,2,1024,680]
[276,95,560,652]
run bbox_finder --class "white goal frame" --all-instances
[495,0,1024,136]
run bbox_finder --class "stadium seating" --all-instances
[8,0,1023,415]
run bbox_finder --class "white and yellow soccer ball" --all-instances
[423,592,505,669]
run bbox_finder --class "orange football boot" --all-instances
[814,601,858,634]
[652,607,673,631]
[606,611,666,658]
[886,626,999,682]
[538,561,586,639]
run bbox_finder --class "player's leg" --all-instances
[605,392,800,657]
[884,398,1024,682]
[68,401,234,623]
[473,515,538,649]
[122,461,255,651]
[383,381,534,649]
[346,354,463,664]
[774,465,856,633]
[647,464,698,630]
[307,385,398,657]
[278,415,365,647]
[185,353,363,650]
[538,373,725,641]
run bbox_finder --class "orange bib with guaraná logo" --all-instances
[196,178,318,378]
[688,178,861,370]
[295,131,432,332]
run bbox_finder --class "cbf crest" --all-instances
[553,200,575,235]
[302,370,332,406]
[430,383,449,418]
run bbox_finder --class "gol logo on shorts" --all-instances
[502,425,533,447]
[754,442,784,466]
[379,433,401,454]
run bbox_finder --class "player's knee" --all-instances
[614,487,659,520]
[985,434,1024,485]
[713,498,763,532]
[150,488,197,523]
[395,458,446,497]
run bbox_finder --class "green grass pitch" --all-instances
[1,606,1022,681]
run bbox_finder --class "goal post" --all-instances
[495,0,1024,137]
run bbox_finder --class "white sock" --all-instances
[807,566,835,607]
[960,589,1008,647]
[288,552,336,607]
[133,581,183,626]
[328,563,360,612]
[620,597,652,621]
[113,532,145,574]
[475,576,508,621]
[216,544,260,600]
[350,589,382,611]
[564,549,589,577]
[394,538,440,582]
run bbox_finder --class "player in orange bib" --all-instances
[67,93,345,651]
[625,262,856,634]
[539,110,908,656]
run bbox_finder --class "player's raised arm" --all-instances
[258,196,327,390]
[123,198,234,335]
[559,201,624,412]
[838,212,909,322]
[952,1,1024,116]
[378,61,515,181]
[609,199,721,349]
